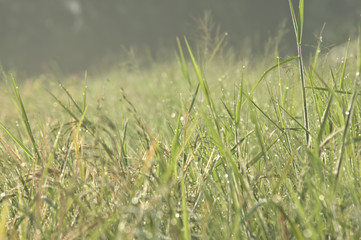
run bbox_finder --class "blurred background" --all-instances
[0,0,360,76]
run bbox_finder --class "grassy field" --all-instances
[1,2,361,239]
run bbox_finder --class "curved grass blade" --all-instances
[247,57,297,101]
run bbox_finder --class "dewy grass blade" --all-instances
[247,133,284,167]
[243,91,283,132]
[57,81,83,114]
[49,91,80,122]
[250,104,267,165]
[309,25,325,122]
[335,21,361,182]
[339,39,350,89]
[11,75,40,161]
[335,84,357,181]
[246,57,297,102]
[288,0,309,145]
[184,37,220,132]
[278,105,311,135]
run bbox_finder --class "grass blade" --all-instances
[0,122,34,160]
[235,74,244,126]
[163,114,182,183]
[11,75,40,161]
[247,57,297,100]
[177,37,192,88]
[181,177,191,240]
[82,71,87,113]
[288,0,309,145]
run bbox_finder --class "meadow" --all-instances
[1,2,361,239]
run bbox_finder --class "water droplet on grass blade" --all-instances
[319,195,325,201]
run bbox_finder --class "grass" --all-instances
[1,5,361,240]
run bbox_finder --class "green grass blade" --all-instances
[221,99,234,121]
[181,177,191,240]
[208,32,227,63]
[250,105,267,164]
[235,74,244,126]
[339,39,350,89]
[358,20,361,74]
[184,37,214,112]
[335,82,358,181]
[289,0,309,145]
[177,37,192,88]
[270,202,303,239]
[288,0,299,42]
[335,22,361,181]
[82,71,87,113]
[0,122,34,160]
[11,75,40,161]
[278,105,311,135]
[58,81,83,114]
[317,95,333,144]
[163,114,182,183]
[49,91,80,122]
[243,92,283,132]
[298,0,304,43]
[188,83,200,115]
[247,134,284,167]
[184,37,220,133]
[247,57,297,100]
[76,106,88,136]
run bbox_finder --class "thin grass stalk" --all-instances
[82,71,87,113]
[297,29,309,146]
[288,0,309,145]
